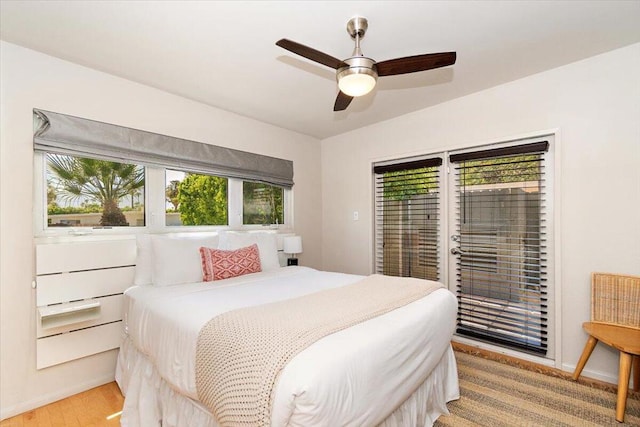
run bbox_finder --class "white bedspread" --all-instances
[121,267,458,426]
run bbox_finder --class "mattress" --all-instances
[117,266,459,426]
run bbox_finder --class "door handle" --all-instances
[450,247,465,255]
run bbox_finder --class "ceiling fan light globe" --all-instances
[337,69,377,97]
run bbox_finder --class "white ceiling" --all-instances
[2,1,639,139]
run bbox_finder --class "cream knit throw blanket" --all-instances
[195,274,443,426]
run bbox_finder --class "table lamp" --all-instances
[283,236,303,266]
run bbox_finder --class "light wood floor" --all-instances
[0,382,123,427]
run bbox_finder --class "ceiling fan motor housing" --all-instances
[337,57,378,80]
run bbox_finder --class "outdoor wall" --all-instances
[321,43,640,384]
[0,41,322,419]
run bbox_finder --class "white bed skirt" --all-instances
[116,336,460,427]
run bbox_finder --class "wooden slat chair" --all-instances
[573,272,640,423]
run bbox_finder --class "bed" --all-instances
[115,232,460,426]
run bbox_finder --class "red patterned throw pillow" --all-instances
[199,244,262,281]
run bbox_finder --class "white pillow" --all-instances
[150,234,219,286]
[218,231,280,271]
[133,234,153,285]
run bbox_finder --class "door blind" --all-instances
[374,157,442,281]
[450,141,549,354]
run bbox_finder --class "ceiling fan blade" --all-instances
[334,91,354,111]
[376,52,456,77]
[276,39,347,70]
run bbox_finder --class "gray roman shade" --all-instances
[33,109,294,188]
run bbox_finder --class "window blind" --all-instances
[450,141,548,354]
[33,109,294,188]
[374,157,442,281]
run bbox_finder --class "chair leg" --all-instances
[573,336,598,380]
[616,352,633,423]
[633,355,639,392]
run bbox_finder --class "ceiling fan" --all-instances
[276,16,456,112]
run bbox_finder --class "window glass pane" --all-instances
[165,170,228,226]
[46,153,145,227]
[242,182,284,225]
[374,164,440,282]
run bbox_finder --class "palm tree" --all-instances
[47,154,145,226]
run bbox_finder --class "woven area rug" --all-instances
[435,351,640,426]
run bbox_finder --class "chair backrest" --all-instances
[591,272,640,329]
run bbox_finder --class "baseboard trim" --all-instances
[452,342,633,395]
[452,335,555,368]
[561,361,619,386]
[0,373,116,421]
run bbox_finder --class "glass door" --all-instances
[447,140,551,355]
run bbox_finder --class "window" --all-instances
[33,109,294,234]
[165,170,228,226]
[373,157,442,281]
[46,153,145,228]
[449,141,549,355]
[243,182,284,225]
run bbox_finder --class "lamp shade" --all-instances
[336,57,378,97]
[283,236,303,254]
[338,72,376,97]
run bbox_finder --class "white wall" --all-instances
[0,41,322,419]
[2,38,638,420]
[321,44,640,383]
